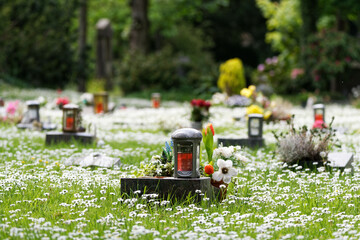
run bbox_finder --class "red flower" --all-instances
[204,123,215,136]
[56,97,70,106]
[204,164,214,175]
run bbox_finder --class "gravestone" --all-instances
[96,19,112,89]
[45,132,94,145]
[218,137,264,148]
[328,152,354,173]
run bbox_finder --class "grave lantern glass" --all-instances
[151,93,161,108]
[171,128,202,178]
[313,104,325,122]
[62,104,80,132]
[248,114,263,138]
[26,100,40,123]
[93,92,109,114]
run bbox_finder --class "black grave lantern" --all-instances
[93,92,109,114]
[313,103,325,122]
[26,100,40,123]
[171,128,202,178]
[248,114,263,138]
[62,104,81,133]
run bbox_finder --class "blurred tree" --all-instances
[129,0,149,53]
[0,0,78,88]
[78,0,88,92]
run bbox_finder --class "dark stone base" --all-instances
[17,123,57,131]
[45,132,95,145]
[121,177,220,202]
[218,137,264,148]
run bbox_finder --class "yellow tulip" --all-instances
[264,110,272,120]
[246,105,264,115]
[248,85,256,92]
[240,88,252,98]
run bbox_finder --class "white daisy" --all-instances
[212,159,237,184]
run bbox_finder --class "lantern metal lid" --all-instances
[313,103,325,109]
[171,128,202,178]
[63,103,79,110]
[171,128,203,140]
[26,100,40,107]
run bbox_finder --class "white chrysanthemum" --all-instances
[212,159,237,184]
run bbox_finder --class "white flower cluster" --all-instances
[213,145,249,168]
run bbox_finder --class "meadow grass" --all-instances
[0,103,360,239]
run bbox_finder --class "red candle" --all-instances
[152,100,160,108]
[96,103,103,113]
[177,152,193,171]
[315,114,323,121]
[66,117,74,129]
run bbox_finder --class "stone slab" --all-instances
[121,177,220,202]
[328,152,354,173]
[17,123,57,131]
[218,137,264,148]
[45,132,95,145]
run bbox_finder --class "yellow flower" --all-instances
[39,159,42,163]
[21,161,25,164]
[248,85,256,92]
[45,161,49,164]
[246,105,264,115]
[240,88,252,98]
[264,110,272,120]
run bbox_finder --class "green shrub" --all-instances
[303,30,360,92]
[217,58,246,95]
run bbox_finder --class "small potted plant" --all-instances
[190,99,211,130]
[274,116,336,169]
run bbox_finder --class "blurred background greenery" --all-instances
[0,0,360,101]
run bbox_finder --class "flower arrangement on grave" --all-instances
[190,99,211,122]
[202,124,248,199]
[274,116,336,168]
[242,85,291,122]
[140,142,174,177]
[1,100,23,123]
[56,97,70,109]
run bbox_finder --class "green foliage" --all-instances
[0,0,78,88]
[256,0,302,65]
[303,30,360,91]
[217,58,246,95]
[118,24,219,95]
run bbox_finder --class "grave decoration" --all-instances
[312,103,327,129]
[93,92,109,114]
[45,104,95,145]
[190,99,211,130]
[241,85,291,122]
[151,93,161,108]
[274,116,351,171]
[122,125,241,202]
[16,100,56,130]
[218,114,265,148]
[203,124,248,200]
[0,98,4,107]
[65,152,120,168]
[56,97,70,110]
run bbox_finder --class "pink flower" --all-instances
[257,64,265,72]
[291,68,304,79]
[6,101,19,115]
